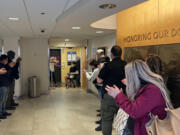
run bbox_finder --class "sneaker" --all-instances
[97,114,101,117]
[95,125,102,131]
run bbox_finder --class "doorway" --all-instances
[49,47,87,90]
[49,49,61,87]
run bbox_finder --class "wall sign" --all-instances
[123,27,180,43]
[67,52,76,65]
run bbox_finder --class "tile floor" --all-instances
[0,87,117,135]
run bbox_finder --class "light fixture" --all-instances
[8,17,19,21]
[65,39,70,42]
[72,26,80,30]
[99,4,117,9]
[96,30,104,34]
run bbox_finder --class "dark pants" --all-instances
[76,75,80,87]
[6,79,15,107]
[0,87,8,115]
[101,93,119,135]
[50,71,56,84]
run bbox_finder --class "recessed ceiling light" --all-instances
[65,39,70,42]
[99,4,117,9]
[72,26,80,30]
[8,17,19,21]
[96,30,104,34]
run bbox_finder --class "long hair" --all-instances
[146,54,163,75]
[125,60,172,108]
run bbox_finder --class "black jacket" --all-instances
[98,57,126,95]
[0,63,12,87]
[8,59,20,80]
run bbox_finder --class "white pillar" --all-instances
[2,37,22,98]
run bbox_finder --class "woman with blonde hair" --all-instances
[106,60,172,135]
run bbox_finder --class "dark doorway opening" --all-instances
[50,49,61,87]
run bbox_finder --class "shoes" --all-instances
[12,103,19,107]
[3,112,12,116]
[0,115,7,119]
[96,109,101,112]
[97,114,101,117]
[6,106,16,110]
[95,120,102,124]
[95,125,102,131]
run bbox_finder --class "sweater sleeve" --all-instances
[115,84,164,119]
[86,68,99,81]
[86,72,93,81]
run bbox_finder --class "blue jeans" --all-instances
[0,87,8,115]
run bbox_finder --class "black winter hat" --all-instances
[0,54,8,61]
[7,50,15,59]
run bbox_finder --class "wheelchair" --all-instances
[65,73,76,88]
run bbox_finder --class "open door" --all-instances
[81,47,87,90]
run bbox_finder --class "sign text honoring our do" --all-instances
[123,28,180,43]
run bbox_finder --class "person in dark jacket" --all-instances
[6,51,21,110]
[94,49,111,131]
[97,46,126,135]
[0,55,12,119]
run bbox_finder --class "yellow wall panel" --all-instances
[81,47,87,91]
[117,0,180,48]
[61,47,87,90]
[61,48,81,83]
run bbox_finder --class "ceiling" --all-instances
[91,14,117,30]
[0,0,147,39]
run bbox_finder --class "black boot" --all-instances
[6,106,16,110]
[3,112,12,116]
[96,109,101,112]
[12,102,19,107]
[0,115,7,119]
[95,119,102,124]
[95,125,102,131]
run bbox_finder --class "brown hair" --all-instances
[89,59,99,68]
[146,54,163,75]
[111,45,122,57]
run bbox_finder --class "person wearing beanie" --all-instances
[6,50,21,110]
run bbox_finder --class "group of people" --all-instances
[84,45,172,135]
[0,51,21,121]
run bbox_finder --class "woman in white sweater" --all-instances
[83,59,100,82]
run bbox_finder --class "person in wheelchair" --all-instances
[65,62,79,88]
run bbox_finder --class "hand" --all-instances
[83,69,87,73]
[121,78,127,86]
[0,68,7,74]
[98,65,101,70]
[105,85,122,98]
[16,57,22,63]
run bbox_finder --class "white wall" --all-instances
[0,39,3,50]
[87,33,116,94]
[2,37,21,97]
[20,38,49,96]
